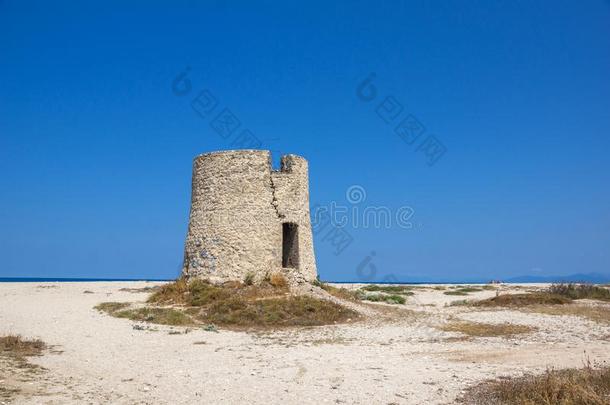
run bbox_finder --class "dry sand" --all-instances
[1,282,609,404]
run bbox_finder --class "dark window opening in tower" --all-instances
[282,223,299,268]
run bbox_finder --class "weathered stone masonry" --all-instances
[181,150,317,283]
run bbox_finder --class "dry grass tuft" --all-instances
[0,335,48,402]
[441,321,535,338]
[95,301,194,326]
[472,293,572,307]
[119,286,159,293]
[548,283,610,302]
[94,302,130,313]
[314,280,364,302]
[269,273,288,288]
[0,335,46,358]
[460,365,610,405]
[147,278,190,304]
[243,272,255,285]
[114,307,193,326]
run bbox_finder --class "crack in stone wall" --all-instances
[269,172,284,220]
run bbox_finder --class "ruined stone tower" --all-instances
[181,150,317,284]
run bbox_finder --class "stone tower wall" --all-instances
[270,155,317,281]
[181,150,317,284]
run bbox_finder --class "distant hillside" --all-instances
[505,273,610,284]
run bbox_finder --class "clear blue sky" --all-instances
[1,1,609,281]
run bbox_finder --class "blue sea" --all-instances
[0,277,172,283]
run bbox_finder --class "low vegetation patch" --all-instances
[361,293,406,305]
[449,299,473,307]
[441,321,535,338]
[460,365,610,405]
[444,290,469,296]
[451,285,610,309]
[97,277,358,329]
[460,287,484,292]
[448,287,610,324]
[360,285,414,295]
[119,286,159,293]
[313,281,414,303]
[199,295,356,327]
[548,283,610,302]
[148,278,288,306]
[313,283,412,305]
[313,280,364,301]
[0,335,46,359]
[444,287,484,296]
[95,302,130,313]
[114,307,193,326]
[471,293,572,307]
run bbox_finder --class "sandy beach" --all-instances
[1,281,609,404]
